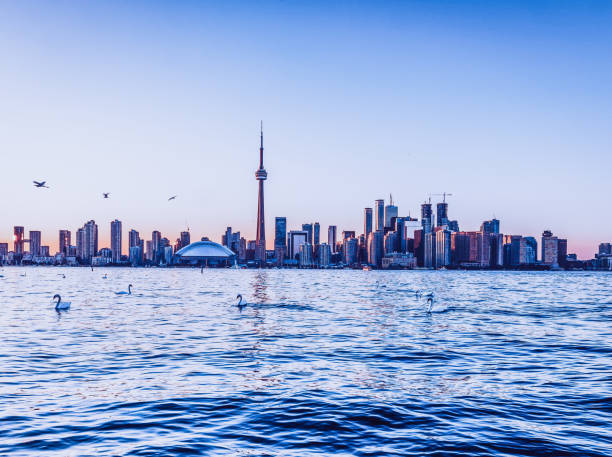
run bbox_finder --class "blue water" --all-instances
[0,267,610,456]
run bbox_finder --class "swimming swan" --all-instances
[116,284,133,295]
[236,294,247,308]
[53,294,71,310]
[426,296,434,313]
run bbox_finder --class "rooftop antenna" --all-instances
[390,193,393,206]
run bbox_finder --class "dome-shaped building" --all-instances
[175,241,236,267]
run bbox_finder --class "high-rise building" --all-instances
[302,223,313,244]
[384,231,398,254]
[502,235,522,267]
[375,199,385,231]
[288,230,308,260]
[598,243,611,255]
[342,231,356,240]
[313,222,320,246]
[29,231,41,256]
[421,202,433,267]
[110,219,122,263]
[558,238,568,268]
[436,202,448,227]
[152,230,161,263]
[541,230,559,267]
[384,194,398,229]
[180,231,190,249]
[489,233,504,267]
[481,219,500,234]
[519,237,537,265]
[145,240,153,261]
[299,242,313,267]
[13,226,24,255]
[129,229,140,249]
[254,123,268,265]
[328,225,337,253]
[40,246,50,257]
[367,230,384,267]
[364,208,373,240]
[59,230,71,256]
[274,217,287,263]
[318,243,331,267]
[76,220,98,263]
[435,229,452,267]
[343,237,358,266]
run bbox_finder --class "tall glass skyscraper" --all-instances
[275,217,287,250]
[110,219,122,263]
[375,199,385,231]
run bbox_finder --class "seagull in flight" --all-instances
[103,193,110,199]
[33,180,49,188]
[168,195,177,201]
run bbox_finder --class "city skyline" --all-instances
[1,2,611,258]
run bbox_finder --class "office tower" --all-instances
[328,225,337,253]
[254,123,268,265]
[29,231,41,256]
[222,227,233,248]
[76,220,98,263]
[275,217,287,263]
[421,201,433,229]
[541,230,559,266]
[343,237,358,266]
[59,230,71,256]
[384,232,397,254]
[557,238,568,268]
[288,230,308,260]
[110,219,122,263]
[367,231,384,267]
[152,231,161,262]
[180,231,190,249]
[364,208,373,240]
[501,235,522,267]
[435,229,451,267]
[384,194,398,229]
[481,219,500,234]
[58,230,68,256]
[302,223,313,244]
[436,202,448,227]
[489,233,504,267]
[448,220,460,232]
[375,199,385,231]
[342,231,356,240]
[129,245,142,266]
[318,243,331,267]
[129,229,140,249]
[145,240,153,261]
[313,222,320,246]
[299,242,313,267]
[394,217,406,253]
[0,243,8,256]
[519,237,537,265]
[599,243,612,255]
[420,201,434,268]
[13,226,24,255]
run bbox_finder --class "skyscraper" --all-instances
[152,230,161,263]
[313,222,320,246]
[541,230,559,267]
[367,230,384,267]
[274,217,287,263]
[436,202,448,227]
[363,208,373,240]
[288,230,308,260]
[59,230,71,256]
[375,199,385,231]
[110,219,122,263]
[180,231,191,249]
[129,229,140,249]
[384,194,398,229]
[76,220,98,263]
[481,219,500,234]
[29,231,41,256]
[302,223,313,244]
[255,122,268,265]
[13,226,24,255]
[328,225,337,253]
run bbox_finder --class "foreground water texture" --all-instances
[1,268,610,456]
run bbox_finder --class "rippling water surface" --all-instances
[1,267,611,456]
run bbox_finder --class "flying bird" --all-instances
[103,193,110,199]
[168,195,177,201]
[33,181,49,188]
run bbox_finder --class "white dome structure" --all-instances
[175,241,236,267]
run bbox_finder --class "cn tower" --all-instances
[255,122,267,265]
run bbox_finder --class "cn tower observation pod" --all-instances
[175,241,236,267]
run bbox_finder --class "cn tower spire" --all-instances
[255,121,268,266]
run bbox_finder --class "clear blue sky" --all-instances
[1,1,610,258]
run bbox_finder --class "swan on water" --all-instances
[102,274,108,279]
[426,296,434,313]
[53,294,71,310]
[415,290,422,299]
[116,284,133,295]
[236,294,247,308]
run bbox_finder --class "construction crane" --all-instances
[431,192,453,203]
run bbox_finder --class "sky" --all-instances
[0,0,610,259]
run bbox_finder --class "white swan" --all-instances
[236,294,247,308]
[426,296,434,313]
[116,284,133,295]
[53,294,71,310]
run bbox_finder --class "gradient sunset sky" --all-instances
[1,1,610,258]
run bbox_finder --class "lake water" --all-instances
[0,267,610,456]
